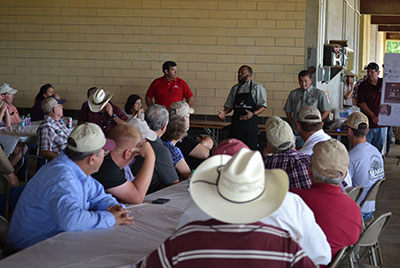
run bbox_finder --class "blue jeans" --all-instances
[366,128,387,153]
[386,126,393,154]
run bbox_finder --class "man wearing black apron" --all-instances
[218,65,267,150]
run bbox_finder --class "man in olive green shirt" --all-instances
[284,70,331,133]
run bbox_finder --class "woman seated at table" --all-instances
[31,83,65,121]
[124,94,144,120]
[162,115,191,180]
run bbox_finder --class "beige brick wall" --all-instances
[0,0,306,117]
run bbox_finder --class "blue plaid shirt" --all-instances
[162,140,183,166]
[264,149,312,189]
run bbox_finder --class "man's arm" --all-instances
[359,102,378,124]
[186,96,194,107]
[217,107,233,120]
[286,112,295,127]
[239,106,266,120]
[189,136,213,159]
[49,177,120,231]
[39,150,58,161]
[321,110,330,121]
[175,158,191,180]
[107,142,155,204]
[145,96,154,107]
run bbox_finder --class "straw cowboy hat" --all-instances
[190,148,288,224]
[88,88,113,113]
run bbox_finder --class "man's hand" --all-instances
[0,102,7,113]
[217,110,225,120]
[108,205,134,226]
[239,110,254,120]
[371,114,379,124]
[105,103,113,117]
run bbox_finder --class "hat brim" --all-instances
[88,93,113,113]
[146,130,157,142]
[190,154,289,224]
[8,89,17,95]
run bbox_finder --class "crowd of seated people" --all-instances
[1,63,387,266]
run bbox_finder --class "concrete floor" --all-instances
[374,142,400,267]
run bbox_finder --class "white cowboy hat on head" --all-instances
[190,148,288,224]
[88,88,113,113]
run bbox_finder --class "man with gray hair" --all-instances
[131,104,179,193]
[291,139,362,259]
[263,116,312,189]
[38,96,72,161]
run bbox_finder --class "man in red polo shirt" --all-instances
[291,139,362,259]
[145,61,194,109]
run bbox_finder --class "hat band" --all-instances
[192,165,266,204]
[93,98,107,105]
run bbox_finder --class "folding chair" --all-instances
[0,215,9,258]
[359,178,386,210]
[346,185,364,203]
[337,212,392,268]
[329,246,348,268]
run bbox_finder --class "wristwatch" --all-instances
[111,113,117,119]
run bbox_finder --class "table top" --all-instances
[0,182,191,268]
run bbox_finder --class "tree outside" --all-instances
[386,40,400,53]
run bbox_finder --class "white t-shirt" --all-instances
[299,130,352,189]
[349,142,384,213]
[298,129,331,155]
[177,192,332,266]
[343,84,353,106]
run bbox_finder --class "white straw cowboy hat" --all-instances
[190,148,288,224]
[88,88,113,113]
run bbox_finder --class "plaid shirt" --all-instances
[162,140,183,166]
[38,116,72,154]
[264,149,312,189]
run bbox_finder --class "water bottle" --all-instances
[26,113,31,127]
[20,115,26,127]
[67,117,73,129]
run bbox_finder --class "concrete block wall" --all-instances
[0,0,306,117]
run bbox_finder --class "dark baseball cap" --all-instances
[364,62,379,71]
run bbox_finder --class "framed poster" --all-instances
[379,53,400,126]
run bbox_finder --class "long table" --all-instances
[0,182,191,268]
[190,119,348,143]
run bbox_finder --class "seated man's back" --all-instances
[177,192,331,266]
[139,219,315,267]
[291,139,362,258]
[7,154,117,250]
[7,123,132,251]
[131,136,178,194]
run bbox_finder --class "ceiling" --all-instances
[361,0,400,37]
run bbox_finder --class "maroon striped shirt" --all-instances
[137,219,316,268]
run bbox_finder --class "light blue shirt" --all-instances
[348,142,384,213]
[7,153,119,251]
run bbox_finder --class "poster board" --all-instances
[378,53,400,126]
